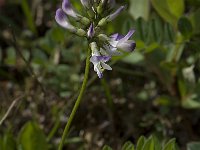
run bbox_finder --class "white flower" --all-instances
[90,42,112,78]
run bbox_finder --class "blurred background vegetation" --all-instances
[0,0,200,149]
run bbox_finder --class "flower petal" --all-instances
[62,0,79,18]
[119,29,135,42]
[107,6,125,21]
[117,40,136,52]
[101,62,112,70]
[110,33,124,40]
[103,45,122,56]
[97,55,111,62]
[55,8,76,31]
[96,68,103,78]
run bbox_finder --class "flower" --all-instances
[98,29,136,55]
[90,42,112,78]
[55,0,135,78]
[109,29,136,52]
[55,8,76,32]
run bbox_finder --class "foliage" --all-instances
[103,136,178,150]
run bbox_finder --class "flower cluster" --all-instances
[55,0,136,78]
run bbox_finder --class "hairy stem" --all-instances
[58,47,91,150]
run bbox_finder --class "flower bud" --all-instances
[97,18,107,27]
[98,6,124,27]
[97,3,103,14]
[76,29,86,36]
[79,17,91,26]
[98,34,109,41]
[87,23,95,38]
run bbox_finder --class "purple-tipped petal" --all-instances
[62,0,78,18]
[117,40,136,52]
[97,69,103,78]
[97,55,111,62]
[119,29,135,42]
[90,55,111,63]
[55,8,76,31]
[108,6,125,21]
[87,23,95,38]
[110,33,124,40]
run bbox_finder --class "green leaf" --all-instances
[5,47,16,65]
[102,145,113,150]
[122,51,144,64]
[18,121,48,150]
[21,0,37,35]
[152,136,162,150]
[178,17,193,38]
[122,141,135,150]
[0,137,2,150]
[182,94,200,109]
[187,142,200,150]
[151,0,185,26]
[166,0,185,18]
[142,136,154,150]
[189,8,200,34]
[3,133,16,150]
[135,18,148,42]
[163,138,176,150]
[129,0,150,20]
[136,136,146,150]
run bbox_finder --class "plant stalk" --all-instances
[58,47,91,150]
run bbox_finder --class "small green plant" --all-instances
[102,135,178,150]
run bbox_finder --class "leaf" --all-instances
[122,141,135,150]
[2,133,16,150]
[182,94,200,109]
[129,0,150,20]
[0,137,2,149]
[18,121,48,150]
[189,8,200,34]
[152,136,162,150]
[163,138,176,150]
[122,51,144,64]
[135,18,148,42]
[102,145,113,150]
[166,0,185,19]
[178,17,193,38]
[136,136,146,150]
[151,0,185,26]
[142,136,154,150]
[21,0,37,35]
[5,47,16,65]
[187,142,200,150]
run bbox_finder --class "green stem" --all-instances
[58,47,91,150]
